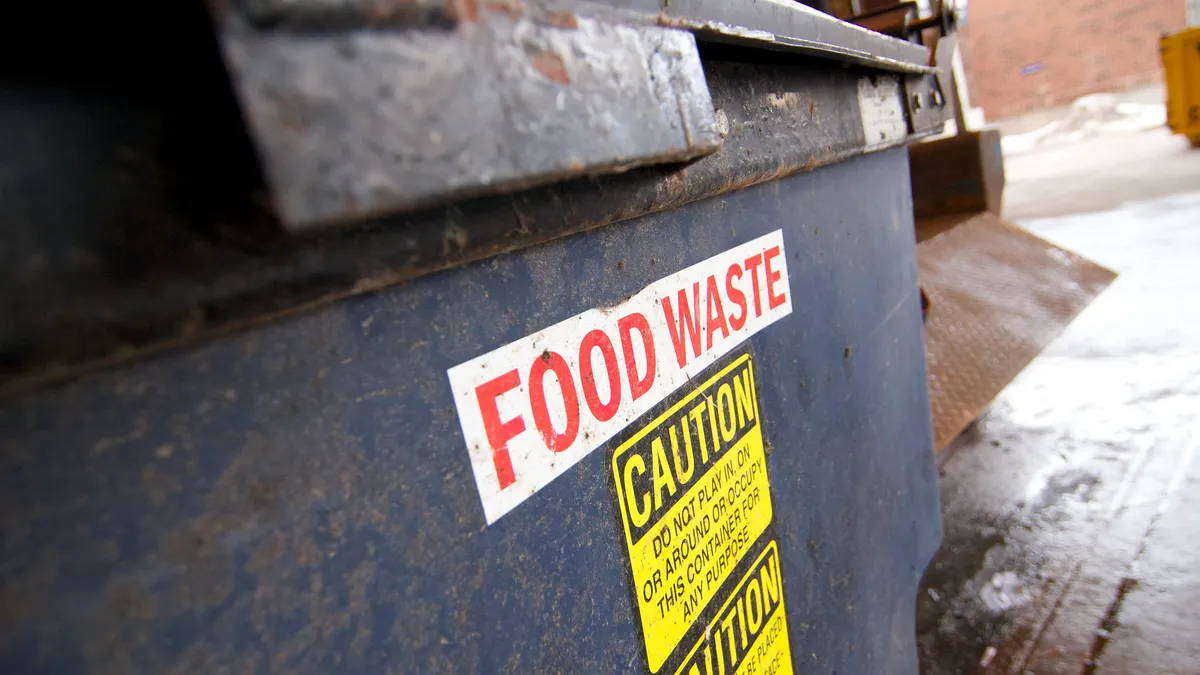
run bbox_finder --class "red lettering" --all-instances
[661,283,703,368]
[618,312,657,400]
[763,245,787,310]
[529,352,580,452]
[474,369,525,489]
[579,330,621,422]
[705,274,730,350]
[744,253,765,318]
[726,262,748,331]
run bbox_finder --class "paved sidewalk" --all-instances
[995,84,1200,220]
[919,191,1200,674]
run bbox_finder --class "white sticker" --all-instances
[448,231,793,524]
[857,75,907,148]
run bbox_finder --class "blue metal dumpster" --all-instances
[0,1,951,672]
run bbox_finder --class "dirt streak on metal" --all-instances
[0,306,490,672]
[0,57,878,411]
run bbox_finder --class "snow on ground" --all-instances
[1001,94,1167,156]
[997,87,1200,220]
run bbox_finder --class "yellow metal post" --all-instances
[1162,27,1200,147]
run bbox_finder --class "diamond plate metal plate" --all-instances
[918,213,1117,451]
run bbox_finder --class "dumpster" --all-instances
[0,1,954,673]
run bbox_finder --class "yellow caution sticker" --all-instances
[675,541,792,675]
[611,351,787,672]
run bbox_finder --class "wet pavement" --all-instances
[917,190,1200,674]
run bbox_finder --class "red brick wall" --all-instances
[958,0,1186,119]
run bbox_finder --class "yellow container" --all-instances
[1161,26,1200,147]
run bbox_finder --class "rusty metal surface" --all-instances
[849,1,957,43]
[905,71,948,135]
[625,0,934,73]
[902,33,957,136]
[228,0,936,72]
[918,213,1116,451]
[909,128,1005,221]
[0,12,931,398]
[210,0,957,231]
[914,212,974,242]
[851,3,917,38]
[216,9,722,230]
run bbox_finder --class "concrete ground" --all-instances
[917,91,1200,674]
[1003,131,1200,220]
[1000,84,1200,220]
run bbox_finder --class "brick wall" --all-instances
[959,0,1186,120]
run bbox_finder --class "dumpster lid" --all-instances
[211,0,944,230]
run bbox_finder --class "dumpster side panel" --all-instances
[0,148,938,674]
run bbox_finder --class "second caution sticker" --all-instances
[675,541,793,675]
[611,350,791,672]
